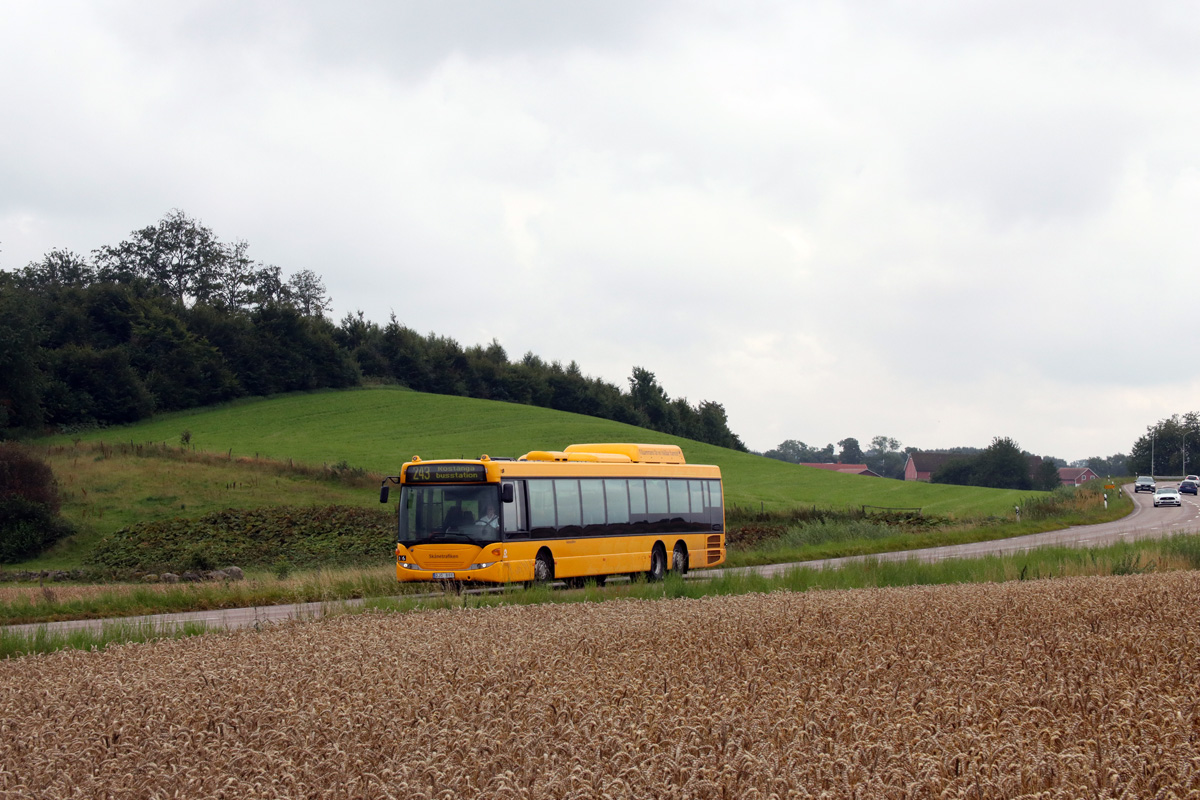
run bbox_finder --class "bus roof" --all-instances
[519,443,687,464]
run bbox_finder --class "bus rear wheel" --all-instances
[648,544,667,582]
[672,544,689,576]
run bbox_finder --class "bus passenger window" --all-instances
[646,479,668,519]
[580,479,605,527]
[555,479,582,528]
[604,479,630,525]
[689,480,705,524]
[529,480,556,536]
[629,479,647,520]
[668,480,689,516]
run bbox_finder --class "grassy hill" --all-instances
[42,386,1035,521]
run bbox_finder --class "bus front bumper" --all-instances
[396,560,513,584]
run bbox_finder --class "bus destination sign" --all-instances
[405,463,488,484]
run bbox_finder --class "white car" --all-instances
[1154,487,1182,507]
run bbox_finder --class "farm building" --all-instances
[800,463,881,477]
[1058,467,1100,486]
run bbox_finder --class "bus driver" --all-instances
[476,500,500,529]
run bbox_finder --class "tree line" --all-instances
[1129,414,1200,476]
[0,211,745,451]
[760,436,910,479]
[762,433,1129,487]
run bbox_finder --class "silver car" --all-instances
[1154,487,1182,507]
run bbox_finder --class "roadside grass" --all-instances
[724,481,1133,567]
[37,386,1037,517]
[0,619,214,659]
[0,565,401,626]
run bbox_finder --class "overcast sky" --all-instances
[3,1,1198,462]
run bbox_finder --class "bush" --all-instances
[87,505,395,571]
[0,497,74,563]
[0,444,74,562]
[0,442,61,513]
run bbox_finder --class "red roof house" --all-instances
[1058,467,1100,486]
[800,463,882,478]
[903,452,965,481]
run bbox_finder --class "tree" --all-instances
[93,209,227,305]
[1130,414,1200,476]
[1073,453,1128,477]
[1034,459,1061,491]
[251,264,290,309]
[213,239,258,310]
[837,437,864,464]
[0,275,44,430]
[763,440,835,463]
[864,436,907,479]
[930,437,1035,489]
[972,436,1033,490]
[286,269,331,317]
[695,401,745,451]
[931,457,976,486]
[18,249,94,288]
[628,367,672,431]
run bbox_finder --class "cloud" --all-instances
[4,0,1200,460]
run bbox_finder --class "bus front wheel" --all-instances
[648,544,667,582]
[532,551,554,585]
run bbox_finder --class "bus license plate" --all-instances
[433,573,454,580]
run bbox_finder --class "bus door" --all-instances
[501,479,528,539]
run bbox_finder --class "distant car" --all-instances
[1180,480,1199,495]
[1188,475,1199,483]
[1134,476,1156,493]
[1154,487,1182,507]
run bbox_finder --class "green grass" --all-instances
[41,385,1038,517]
[0,619,214,659]
[725,483,1133,566]
[23,441,379,569]
[0,565,406,626]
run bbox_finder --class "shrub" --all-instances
[0,497,74,563]
[0,442,61,513]
[0,444,74,562]
[87,505,395,571]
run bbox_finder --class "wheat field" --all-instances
[3,572,1200,798]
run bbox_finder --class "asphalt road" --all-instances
[733,482,1200,578]
[11,483,1200,638]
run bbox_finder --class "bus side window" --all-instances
[528,479,556,538]
[689,480,705,526]
[502,480,529,537]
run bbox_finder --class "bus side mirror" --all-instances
[380,485,390,504]
[502,483,514,503]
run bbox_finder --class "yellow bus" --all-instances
[379,443,725,586]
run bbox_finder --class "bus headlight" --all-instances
[466,562,495,570]
[399,561,424,571]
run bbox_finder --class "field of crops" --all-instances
[4,572,1199,798]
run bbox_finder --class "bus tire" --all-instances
[532,550,554,584]
[671,543,689,576]
[648,544,667,582]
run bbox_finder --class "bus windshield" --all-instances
[398,484,503,546]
